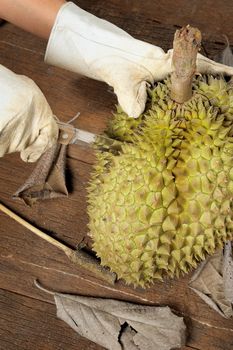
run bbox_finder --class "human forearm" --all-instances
[0,0,65,39]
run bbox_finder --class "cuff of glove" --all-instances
[44,2,165,79]
[44,2,133,79]
[44,2,82,74]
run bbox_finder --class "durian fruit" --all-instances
[87,27,233,287]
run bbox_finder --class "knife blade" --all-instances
[57,121,122,149]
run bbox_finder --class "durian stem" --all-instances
[170,25,202,103]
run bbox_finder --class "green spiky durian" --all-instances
[87,75,233,288]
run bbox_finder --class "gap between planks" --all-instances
[1,254,233,335]
[0,40,44,56]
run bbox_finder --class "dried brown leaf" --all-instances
[214,37,233,66]
[13,143,68,205]
[53,293,186,350]
[223,241,233,304]
[120,326,138,350]
[189,242,233,318]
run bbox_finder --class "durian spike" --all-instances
[171,25,202,103]
[0,202,116,285]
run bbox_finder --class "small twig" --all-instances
[67,112,81,124]
[0,202,116,285]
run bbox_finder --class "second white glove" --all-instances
[45,2,168,118]
[45,2,233,118]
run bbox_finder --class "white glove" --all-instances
[45,2,233,118]
[0,65,58,162]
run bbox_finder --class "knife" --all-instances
[57,121,123,149]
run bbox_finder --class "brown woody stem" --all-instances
[170,25,202,103]
[0,202,116,285]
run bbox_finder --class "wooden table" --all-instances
[0,1,233,349]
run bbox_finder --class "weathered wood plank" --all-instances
[0,158,233,350]
[0,1,233,349]
[0,288,102,350]
[75,0,233,43]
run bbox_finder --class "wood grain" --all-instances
[0,288,102,350]
[0,1,233,349]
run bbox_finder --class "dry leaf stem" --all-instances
[0,202,116,285]
[171,25,202,103]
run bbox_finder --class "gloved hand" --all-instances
[45,2,233,118]
[0,64,58,162]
